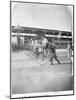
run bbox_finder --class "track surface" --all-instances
[11,50,73,94]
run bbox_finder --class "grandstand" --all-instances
[11,25,72,51]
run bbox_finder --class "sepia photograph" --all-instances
[10,1,74,98]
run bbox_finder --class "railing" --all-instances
[11,32,72,39]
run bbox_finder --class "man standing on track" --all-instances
[67,42,72,59]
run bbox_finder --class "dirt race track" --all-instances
[11,49,73,94]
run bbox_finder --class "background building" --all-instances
[11,25,72,51]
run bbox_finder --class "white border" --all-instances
[11,1,74,98]
[0,0,75,100]
[11,90,73,98]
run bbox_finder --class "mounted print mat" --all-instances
[10,1,74,98]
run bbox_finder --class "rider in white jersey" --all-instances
[41,37,48,60]
[42,37,48,47]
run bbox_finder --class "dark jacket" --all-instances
[49,45,56,54]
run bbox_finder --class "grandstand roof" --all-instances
[11,26,72,36]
